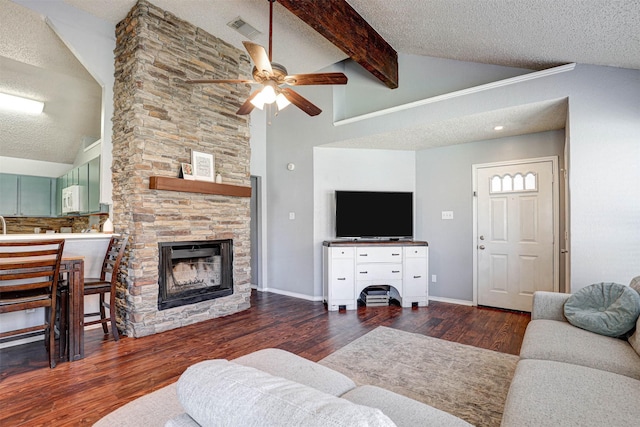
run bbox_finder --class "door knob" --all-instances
[479,235,485,240]
[478,245,485,250]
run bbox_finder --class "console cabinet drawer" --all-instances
[357,263,402,280]
[331,247,354,259]
[356,247,402,263]
[404,246,427,258]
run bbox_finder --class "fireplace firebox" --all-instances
[158,239,233,310]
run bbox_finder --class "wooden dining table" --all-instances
[59,256,85,361]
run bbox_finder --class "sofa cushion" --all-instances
[165,413,200,427]
[629,275,640,294]
[629,315,640,356]
[342,385,472,427]
[177,359,396,427]
[501,359,640,427]
[233,348,356,396]
[520,319,640,380]
[93,383,183,427]
[564,282,640,337]
[628,276,640,355]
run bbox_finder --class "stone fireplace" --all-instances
[111,0,252,337]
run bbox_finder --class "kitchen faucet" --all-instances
[0,215,5,234]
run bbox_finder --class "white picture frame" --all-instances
[191,151,215,182]
[180,162,195,180]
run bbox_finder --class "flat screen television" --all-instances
[335,190,413,240]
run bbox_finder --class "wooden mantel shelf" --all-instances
[149,176,251,197]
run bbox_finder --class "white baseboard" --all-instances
[429,296,474,306]
[257,287,323,302]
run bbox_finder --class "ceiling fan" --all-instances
[187,0,347,116]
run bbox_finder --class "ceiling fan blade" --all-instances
[186,79,254,84]
[236,90,262,115]
[284,73,348,86]
[280,88,322,116]
[243,41,272,74]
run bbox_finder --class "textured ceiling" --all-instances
[62,0,640,72]
[1,0,638,164]
[0,0,101,164]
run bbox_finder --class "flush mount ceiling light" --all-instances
[0,93,44,114]
[494,125,505,131]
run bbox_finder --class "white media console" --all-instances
[322,241,429,311]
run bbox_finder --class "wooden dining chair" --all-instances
[0,239,65,368]
[84,234,128,341]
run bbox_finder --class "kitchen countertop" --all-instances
[0,233,114,241]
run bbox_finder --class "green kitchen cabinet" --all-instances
[78,162,89,214]
[88,157,100,213]
[0,174,19,215]
[0,174,55,216]
[19,175,55,216]
[66,168,79,187]
[55,176,63,216]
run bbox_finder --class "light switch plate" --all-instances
[441,211,454,220]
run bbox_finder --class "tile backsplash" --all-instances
[3,214,108,234]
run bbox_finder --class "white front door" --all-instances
[475,158,558,312]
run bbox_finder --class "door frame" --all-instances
[250,175,263,289]
[472,156,560,307]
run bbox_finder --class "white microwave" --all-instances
[62,185,86,213]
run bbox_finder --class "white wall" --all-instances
[340,53,532,119]
[0,156,71,177]
[267,60,640,300]
[416,131,565,301]
[313,147,415,297]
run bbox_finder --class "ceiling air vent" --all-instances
[227,17,261,40]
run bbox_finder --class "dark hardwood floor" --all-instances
[0,290,530,426]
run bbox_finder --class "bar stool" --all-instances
[84,235,128,341]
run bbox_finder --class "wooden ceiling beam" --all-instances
[277,0,398,89]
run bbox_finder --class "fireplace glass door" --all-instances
[158,239,233,310]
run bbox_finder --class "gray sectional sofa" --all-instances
[94,348,471,426]
[96,283,640,426]
[501,289,640,426]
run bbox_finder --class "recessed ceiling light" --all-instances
[494,125,504,131]
[0,93,44,114]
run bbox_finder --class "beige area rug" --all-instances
[319,326,518,427]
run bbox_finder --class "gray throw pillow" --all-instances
[564,282,640,338]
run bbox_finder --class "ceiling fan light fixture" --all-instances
[261,84,277,104]
[275,93,291,111]
[250,91,266,110]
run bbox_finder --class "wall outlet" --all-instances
[431,274,437,283]
[288,212,295,220]
[441,211,454,220]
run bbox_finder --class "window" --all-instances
[490,172,537,193]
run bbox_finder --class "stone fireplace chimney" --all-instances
[112,0,252,337]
